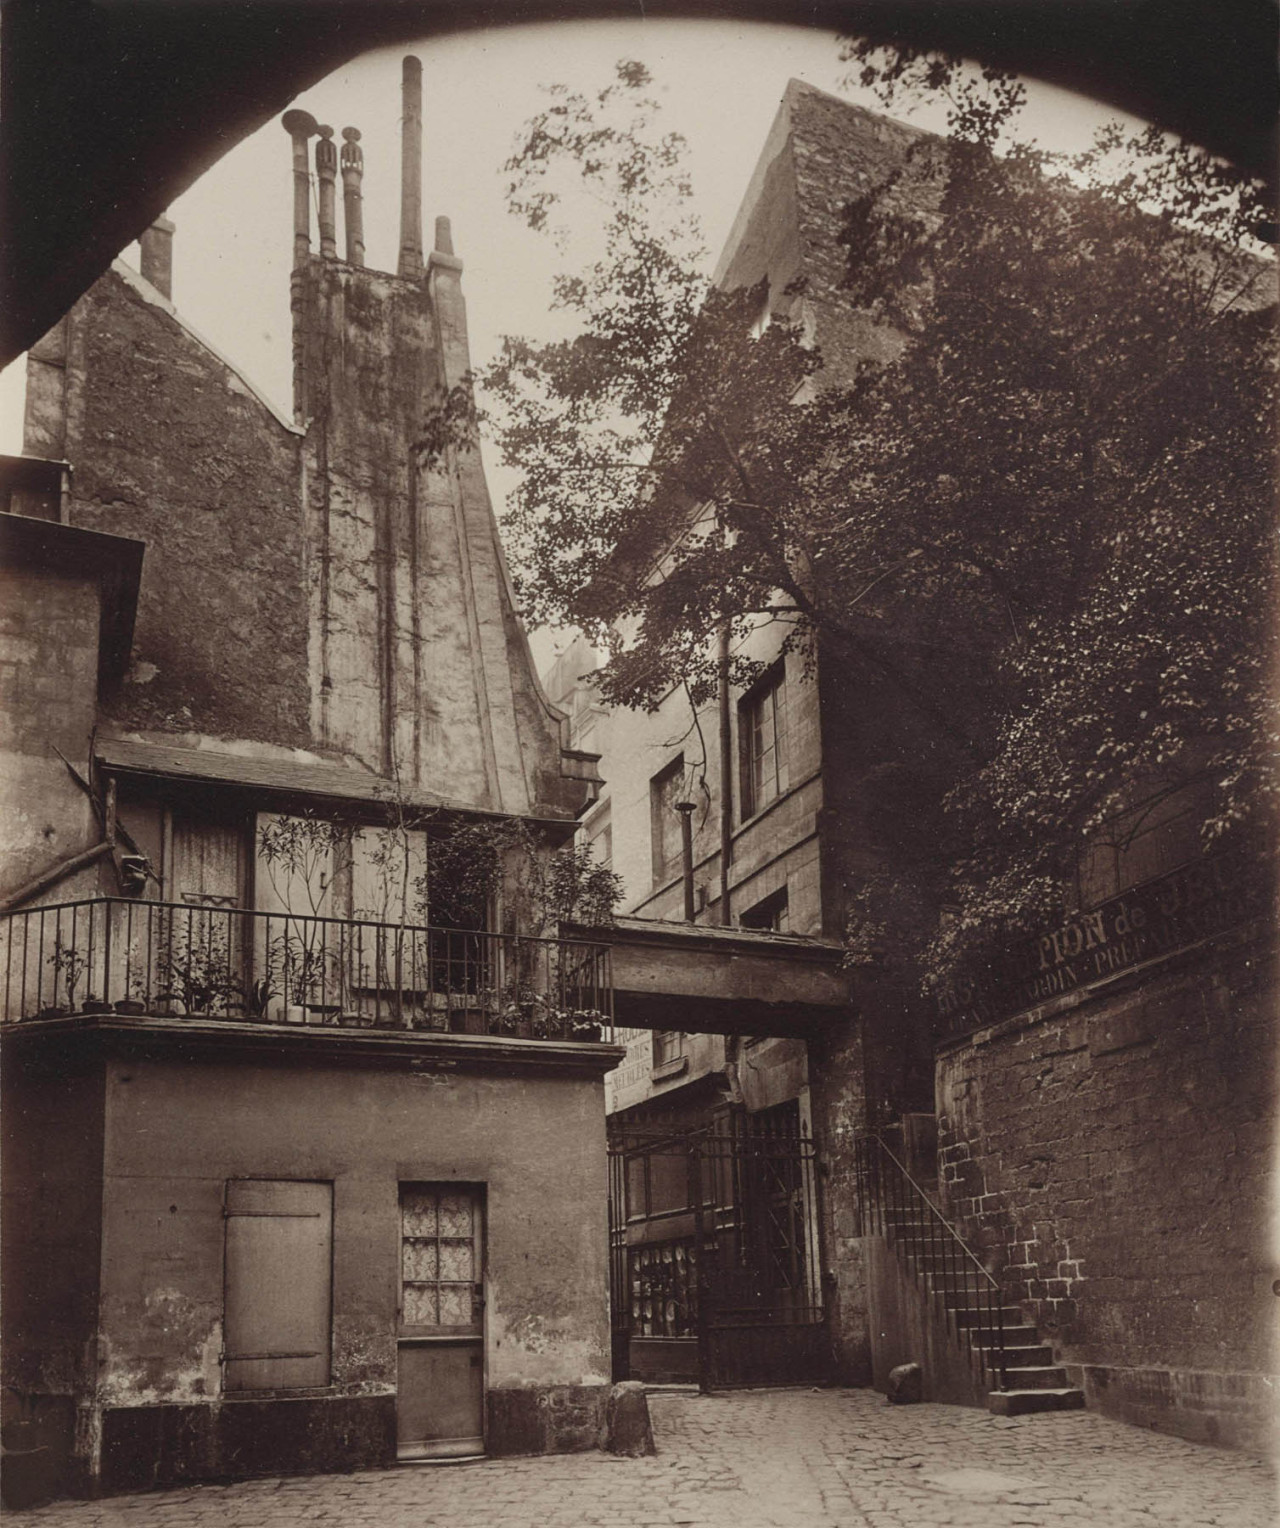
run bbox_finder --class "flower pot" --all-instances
[115,999,147,1016]
[30,1005,69,1021]
[80,998,111,1015]
[284,1005,307,1025]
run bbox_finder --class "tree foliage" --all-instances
[430,54,1276,987]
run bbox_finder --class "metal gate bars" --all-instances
[608,1106,830,1391]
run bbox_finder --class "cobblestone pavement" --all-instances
[7,1389,1276,1528]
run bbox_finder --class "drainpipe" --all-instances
[675,800,697,922]
[717,624,733,925]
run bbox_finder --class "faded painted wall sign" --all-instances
[937,850,1267,1037]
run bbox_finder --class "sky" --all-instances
[0,17,1144,663]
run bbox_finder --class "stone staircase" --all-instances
[864,1133,1084,1417]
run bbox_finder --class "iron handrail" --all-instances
[855,1132,1008,1392]
[0,896,612,951]
[868,1135,999,1289]
[1,895,613,1037]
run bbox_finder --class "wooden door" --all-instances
[223,1179,333,1391]
[165,810,249,1015]
[397,1184,485,1460]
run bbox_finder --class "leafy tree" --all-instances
[428,55,1275,989]
[426,818,623,935]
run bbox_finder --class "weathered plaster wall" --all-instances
[25,269,308,748]
[0,566,102,893]
[295,260,439,779]
[83,1052,611,1487]
[294,253,579,816]
[807,1000,872,1382]
[1,1054,105,1496]
[936,938,1278,1454]
[864,1236,987,1408]
[99,1055,611,1390]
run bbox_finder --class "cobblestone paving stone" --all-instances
[7,1389,1276,1528]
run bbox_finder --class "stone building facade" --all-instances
[568,80,1276,1451]
[1,60,623,1502]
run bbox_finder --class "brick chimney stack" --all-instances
[397,56,423,278]
[140,217,175,299]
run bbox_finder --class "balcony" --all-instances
[1,898,613,1042]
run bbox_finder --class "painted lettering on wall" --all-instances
[937,850,1266,1036]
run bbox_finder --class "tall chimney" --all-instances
[282,108,320,267]
[315,125,338,258]
[341,128,365,266]
[397,56,423,278]
[140,217,175,299]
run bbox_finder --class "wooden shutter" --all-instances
[224,1179,332,1391]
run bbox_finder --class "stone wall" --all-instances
[936,934,1277,1453]
[25,267,309,750]
[0,565,102,892]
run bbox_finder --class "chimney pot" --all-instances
[282,109,321,267]
[341,127,365,266]
[315,124,338,259]
[433,216,454,257]
[139,217,175,299]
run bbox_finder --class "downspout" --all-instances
[676,800,697,922]
[717,623,732,925]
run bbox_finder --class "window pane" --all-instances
[650,757,685,883]
[739,667,787,819]
[400,1184,483,1334]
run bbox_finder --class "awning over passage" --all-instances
[565,915,851,1038]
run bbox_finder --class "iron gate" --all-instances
[608,1106,830,1389]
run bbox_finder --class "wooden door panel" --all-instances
[224,1179,332,1391]
[396,1342,484,1458]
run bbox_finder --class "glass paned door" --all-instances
[397,1184,485,1460]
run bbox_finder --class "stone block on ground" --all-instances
[605,1381,655,1455]
[886,1362,923,1404]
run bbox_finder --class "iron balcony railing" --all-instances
[1,897,613,1041]
[854,1133,1008,1392]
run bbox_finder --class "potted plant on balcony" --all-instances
[258,811,355,1024]
[568,1010,607,1043]
[114,973,148,1017]
[156,922,244,1019]
[33,936,86,1019]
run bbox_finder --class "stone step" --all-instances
[949,1305,1024,1328]
[988,1388,1085,1416]
[974,1342,1054,1367]
[1000,1365,1072,1389]
[968,1324,1039,1346]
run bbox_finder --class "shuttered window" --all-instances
[224,1179,332,1391]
